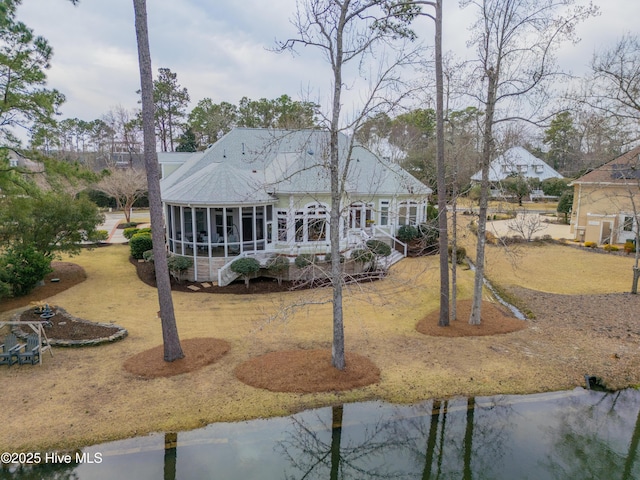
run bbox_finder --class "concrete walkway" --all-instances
[100,211,150,244]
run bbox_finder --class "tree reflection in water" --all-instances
[541,389,640,479]
[277,404,412,479]
[277,397,516,480]
[7,389,640,479]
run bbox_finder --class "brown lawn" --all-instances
[1,242,639,454]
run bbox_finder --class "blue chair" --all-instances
[18,334,40,365]
[0,334,23,367]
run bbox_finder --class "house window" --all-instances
[277,210,288,241]
[308,218,326,241]
[535,165,544,173]
[380,200,389,226]
[398,201,418,226]
[623,216,634,232]
[518,164,528,173]
[292,203,329,243]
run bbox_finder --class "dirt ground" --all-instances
[1,243,640,454]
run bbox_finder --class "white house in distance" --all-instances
[470,146,563,198]
[158,128,431,283]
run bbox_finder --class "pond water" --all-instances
[4,388,640,479]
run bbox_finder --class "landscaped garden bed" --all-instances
[12,306,127,346]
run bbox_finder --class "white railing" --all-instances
[372,225,407,257]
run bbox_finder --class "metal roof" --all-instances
[160,128,431,204]
[470,146,562,182]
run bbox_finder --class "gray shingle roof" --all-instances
[161,128,430,204]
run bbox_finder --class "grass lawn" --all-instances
[1,242,638,452]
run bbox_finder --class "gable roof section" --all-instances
[471,146,562,182]
[571,145,640,185]
[161,128,430,204]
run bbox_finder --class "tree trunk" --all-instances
[133,0,184,362]
[330,127,345,370]
[469,71,498,326]
[434,0,449,327]
[451,189,458,321]
[329,7,347,371]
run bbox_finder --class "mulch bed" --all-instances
[234,349,381,393]
[15,307,121,341]
[132,257,297,294]
[0,262,87,313]
[123,338,231,379]
[416,299,527,337]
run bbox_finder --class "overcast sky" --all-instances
[15,0,640,127]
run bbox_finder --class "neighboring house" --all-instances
[569,145,640,245]
[159,128,432,283]
[470,147,563,198]
[4,148,44,173]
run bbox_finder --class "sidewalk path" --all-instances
[101,211,128,244]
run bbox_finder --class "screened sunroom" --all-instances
[159,128,431,282]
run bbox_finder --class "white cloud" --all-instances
[10,0,640,128]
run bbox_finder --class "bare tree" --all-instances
[278,0,421,369]
[506,211,546,241]
[133,0,184,362]
[461,0,597,325]
[93,167,147,223]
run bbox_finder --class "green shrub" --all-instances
[624,240,637,254]
[143,250,154,262]
[266,255,290,285]
[87,229,109,243]
[120,221,139,229]
[294,254,317,268]
[124,226,151,240]
[397,225,420,242]
[448,245,467,264]
[0,280,11,300]
[584,241,597,248]
[426,204,438,221]
[130,232,153,259]
[603,244,619,252]
[366,239,392,257]
[230,257,261,289]
[351,247,374,264]
[267,255,289,272]
[167,255,193,282]
[123,227,140,240]
[0,245,53,297]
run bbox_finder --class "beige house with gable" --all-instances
[570,146,640,245]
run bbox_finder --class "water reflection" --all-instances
[3,388,640,479]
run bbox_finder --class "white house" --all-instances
[470,147,563,198]
[159,128,432,283]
